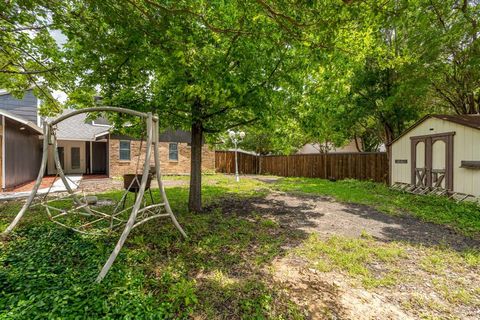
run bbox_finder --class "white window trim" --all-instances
[168,142,179,162]
[119,140,131,161]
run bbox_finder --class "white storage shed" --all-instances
[389,114,480,197]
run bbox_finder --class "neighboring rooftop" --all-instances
[51,109,111,141]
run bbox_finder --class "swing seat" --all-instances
[123,174,152,192]
[4,107,187,283]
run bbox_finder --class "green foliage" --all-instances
[217,120,306,155]
[0,225,196,319]
[296,0,480,147]
[0,180,302,319]
[0,0,65,113]
[275,178,480,236]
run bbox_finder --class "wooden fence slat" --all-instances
[215,151,389,183]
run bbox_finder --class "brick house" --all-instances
[47,110,215,177]
[0,89,214,190]
[109,132,215,177]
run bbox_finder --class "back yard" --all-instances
[1,175,479,319]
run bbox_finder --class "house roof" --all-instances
[52,110,193,143]
[159,129,192,143]
[390,114,480,145]
[0,109,42,134]
[51,109,111,141]
[111,130,196,143]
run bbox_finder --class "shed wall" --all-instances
[391,117,480,196]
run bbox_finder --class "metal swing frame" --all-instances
[2,107,187,282]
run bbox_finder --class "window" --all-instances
[58,147,65,169]
[119,140,131,160]
[169,143,178,161]
[71,147,80,169]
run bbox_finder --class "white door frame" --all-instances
[48,140,86,175]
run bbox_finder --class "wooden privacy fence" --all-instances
[215,151,259,175]
[215,151,389,183]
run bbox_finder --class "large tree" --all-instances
[47,0,331,211]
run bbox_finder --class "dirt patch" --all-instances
[271,256,414,320]
[206,191,480,251]
[206,191,480,319]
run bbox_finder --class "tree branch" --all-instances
[142,0,252,35]
[0,68,56,75]
[203,117,259,133]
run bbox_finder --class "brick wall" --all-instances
[109,138,215,177]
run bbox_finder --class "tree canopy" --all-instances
[1,0,479,208]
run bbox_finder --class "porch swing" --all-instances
[2,107,187,282]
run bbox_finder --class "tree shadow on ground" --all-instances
[205,190,480,252]
[0,185,348,319]
[138,186,348,318]
[341,203,480,250]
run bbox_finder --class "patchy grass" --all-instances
[295,233,406,288]
[0,179,304,319]
[295,231,480,317]
[1,174,479,319]
[274,177,480,236]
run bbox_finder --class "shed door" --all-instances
[411,133,454,191]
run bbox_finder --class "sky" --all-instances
[51,30,68,103]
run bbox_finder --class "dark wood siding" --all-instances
[4,119,42,188]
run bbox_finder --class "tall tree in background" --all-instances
[299,0,436,148]
[0,0,63,110]
[420,0,480,114]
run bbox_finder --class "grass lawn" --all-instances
[0,175,479,319]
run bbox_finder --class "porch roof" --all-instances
[51,109,111,141]
[0,109,42,134]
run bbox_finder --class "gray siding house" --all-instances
[0,89,43,190]
[0,89,40,125]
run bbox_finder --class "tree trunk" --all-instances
[188,119,203,212]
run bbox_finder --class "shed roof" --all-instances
[431,114,480,130]
[390,114,480,145]
[0,109,42,134]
